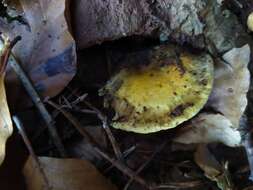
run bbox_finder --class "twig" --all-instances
[31,92,85,142]
[47,100,101,147]
[33,93,95,143]
[9,55,66,157]
[84,101,123,161]
[47,100,152,190]
[0,35,21,75]
[243,133,253,181]
[9,36,22,48]
[124,142,167,190]
[12,116,51,190]
[71,93,88,105]
[58,93,96,115]
[103,145,136,174]
[152,181,203,189]
[0,34,65,156]
[71,108,97,115]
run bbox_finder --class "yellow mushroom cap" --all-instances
[247,12,253,32]
[101,45,214,133]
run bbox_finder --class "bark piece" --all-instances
[73,0,206,49]
[73,0,250,52]
[73,0,157,48]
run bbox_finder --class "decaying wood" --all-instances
[73,0,250,53]
[73,0,205,49]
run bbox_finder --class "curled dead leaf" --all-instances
[194,145,234,190]
[23,156,117,190]
[0,0,76,108]
[206,45,250,128]
[174,113,241,147]
[0,37,13,165]
[0,76,12,164]
[174,45,250,147]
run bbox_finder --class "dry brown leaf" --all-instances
[0,75,12,165]
[194,145,222,180]
[174,113,241,147]
[23,156,117,190]
[0,0,76,102]
[194,145,233,190]
[206,45,250,128]
[0,40,13,165]
[174,45,250,147]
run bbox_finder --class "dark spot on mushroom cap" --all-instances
[228,88,234,93]
[169,103,194,117]
[200,79,208,86]
[116,116,128,122]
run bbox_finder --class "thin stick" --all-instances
[124,142,167,190]
[9,56,66,157]
[47,100,151,190]
[152,181,203,189]
[0,35,21,75]
[243,133,253,181]
[84,101,123,161]
[103,145,136,174]
[31,91,84,142]
[12,116,51,190]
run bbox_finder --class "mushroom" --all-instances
[101,45,214,133]
[247,12,253,31]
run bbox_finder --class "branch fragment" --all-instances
[13,116,51,190]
